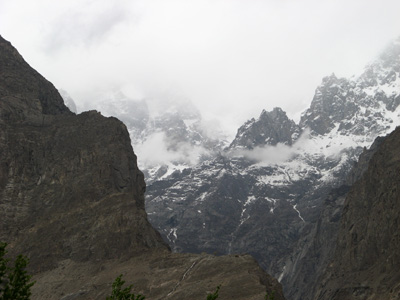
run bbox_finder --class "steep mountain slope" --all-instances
[280,136,385,300]
[278,38,400,299]
[0,35,168,271]
[145,36,400,291]
[313,126,400,300]
[0,35,285,300]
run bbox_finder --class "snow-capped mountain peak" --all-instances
[145,37,400,287]
[229,107,301,149]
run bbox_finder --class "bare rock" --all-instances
[314,126,400,300]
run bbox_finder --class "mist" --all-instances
[227,128,313,164]
[134,131,211,168]
[1,0,400,136]
[230,143,295,165]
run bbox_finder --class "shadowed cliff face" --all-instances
[0,111,169,271]
[280,136,386,300]
[0,35,285,300]
[314,126,400,300]
[0,35,169,272]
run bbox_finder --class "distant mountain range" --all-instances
[4,28,400,300]
[78,36,400,299]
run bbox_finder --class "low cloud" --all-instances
[230,143,295,164]
[133,131,211,168]
[43,1,132,53]
[2,0,400,137]
[228,129,312,164]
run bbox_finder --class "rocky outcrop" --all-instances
[0,35,285,299]
[280,134,386,300]
[313,126,400,300]
[0,110,169,271]
[0,34,168,271]
[299,74,355,135]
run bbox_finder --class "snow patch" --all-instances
[278,265,287,282]
[167,228,178,243]
[293,204,305,222]
[195,192,208,203]
[265,198,277,213]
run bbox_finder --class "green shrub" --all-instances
[106,274,145,300]
[265,290,275,300]
[0,242,35,300]
[206,285,220,300]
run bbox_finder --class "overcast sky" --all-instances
[1,0,400,136]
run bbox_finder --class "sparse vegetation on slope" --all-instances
[0,243,35,300]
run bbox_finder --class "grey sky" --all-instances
[1,0,400,136]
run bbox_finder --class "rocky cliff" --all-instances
[0,35,168,272]
[0,35,285,299]
[313,126,400,300]
[279,135,385,300]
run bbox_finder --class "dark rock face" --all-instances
[278,185,350,300]
[0,36,69,118]
[0,111,169,271]
[314,126,400,300]
[0,35,285,299]
[280,135,386,300]
[0,35,168,272]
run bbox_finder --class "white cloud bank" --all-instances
[133,131,211,168]
[1,0,400,136]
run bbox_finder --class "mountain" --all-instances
[55,36,400,298]
[313,125,400,300]
[279,136,385,300]
[229,107,300,149]
[278,38,400,299]
[0,35,285,299]
[143,36,400,296]
[0,35,167,271]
